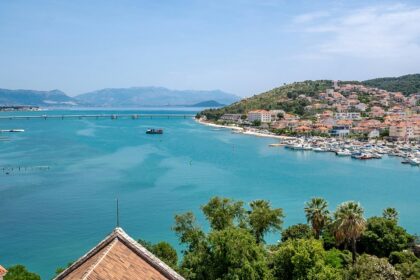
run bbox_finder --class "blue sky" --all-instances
[0,0,419,96]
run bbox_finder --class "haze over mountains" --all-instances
[1,74,419,108]
[0,87,239,107]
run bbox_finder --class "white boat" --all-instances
[302,144,312,150]
[336,149,352,156]
[407,158,420,166]
[313,147,327,152]
[291,144,305,150]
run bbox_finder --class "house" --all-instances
[370,106,385,118]
[330,125,350,137]
[220,114,242,122]
[0,265,7,280]
[269,110,285,120]
[355,103,367,112]
[368,129,380,138]
[247,110,271,123]
[54,227,184,280]
[334,112,361,120]
[389,121,420,140]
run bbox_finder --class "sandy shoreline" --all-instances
[195,118,295,141]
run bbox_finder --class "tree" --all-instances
[173,211,205,251]
[4,265,40,280]
[138,239,178,269]
[272,238,342,280]
[152,242,178,269]
[248,200,284,243]
[382,207,399,222]
[304,197,330,239]
[345,254,402,280]
[395,260,420,280]
[389,251,418,265]
[281,223,314,242]
[252,120,262,126]
[324,248,352,269]
[201,197,245,231]
[358,217,413,258]
[333,201,366,263]
[181,227,272,280]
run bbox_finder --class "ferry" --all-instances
[146,129,163,135]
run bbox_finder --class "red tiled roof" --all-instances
[0,265,7,276]
[54,228,184,280]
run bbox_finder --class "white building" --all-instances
[368,129,380,138]
[220,114,242,122]
[247,110,272,123]
[334,112,361,120]
[326,89,334,96]
[355,103,367,112]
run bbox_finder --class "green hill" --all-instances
[362,74,420,95]
[197,80,333,120]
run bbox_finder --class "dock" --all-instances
[0,114,196,120]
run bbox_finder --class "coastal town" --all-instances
[198,81,420,165]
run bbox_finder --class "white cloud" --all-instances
[293,11,329,24]
[294,4,420,59]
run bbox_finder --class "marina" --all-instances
[270,137,420,166]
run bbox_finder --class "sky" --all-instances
[0,0,420,97]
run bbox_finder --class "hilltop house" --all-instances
[54,227,184,280]
[334,112,361,120]
[247,110,271,123]
[0,265,7,280]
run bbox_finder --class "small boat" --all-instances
[291,144,305,150]
[0,129,25,133]
[407,157,420,166]
[269,143,286,147]
[336,149,352,156]
[359,153,374,160]
[302,144,312,150]
[313,147,327,152]
[146,129,163,134]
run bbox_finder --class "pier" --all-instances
[0,114,196,120]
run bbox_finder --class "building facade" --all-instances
[247,110,272,123]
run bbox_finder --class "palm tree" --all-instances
[304,197,330,239]
[333,201,366,263]
[382,207,399,222]
[248,200,284,244]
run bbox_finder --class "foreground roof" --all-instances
[54,227,184,280]
[0,265,7,276]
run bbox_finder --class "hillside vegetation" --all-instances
[198,80,333,120]
[362,74,420,96]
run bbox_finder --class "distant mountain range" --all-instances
[0,87,239,107]
[75,87,237,107]
[1,74,419,108]
[0,89,77,107]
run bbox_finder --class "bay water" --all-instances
[0,109,419,279]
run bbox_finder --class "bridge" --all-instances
[0,114,196,120]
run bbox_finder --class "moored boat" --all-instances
[146,129,163,134]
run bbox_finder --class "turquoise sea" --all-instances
[0,109,419,279]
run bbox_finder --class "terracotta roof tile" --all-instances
[0,265,7,276]
[55,228,184,280]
